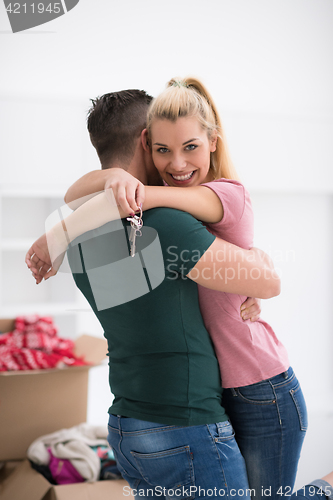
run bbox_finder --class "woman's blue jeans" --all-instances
[108,415,250,499]
[222,367,308,500]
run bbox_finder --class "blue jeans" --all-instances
[222,367,308,500]
[108,415,250,499]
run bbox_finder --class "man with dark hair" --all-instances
[65,89,162,209]
[87,90,152,168]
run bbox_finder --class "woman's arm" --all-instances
[26,190,280,299]
[26,192,121,281]
[64,169,145,211]
[64,170,116,209]
[65,169,222,223]
[50,185,221,252]
[188,240,281,299]
[143,185,223,223]
[26,191,123,280]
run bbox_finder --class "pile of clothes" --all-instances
[0,315,88,371]
[27,423,122,484]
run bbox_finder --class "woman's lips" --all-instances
[170,171,195,182]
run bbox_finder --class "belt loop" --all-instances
[117,415,122,433]
[231,388,237,396]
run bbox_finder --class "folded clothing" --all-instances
[27,423,110,483]
[0,315,88,371]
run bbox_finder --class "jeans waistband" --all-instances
[231,366,293,391]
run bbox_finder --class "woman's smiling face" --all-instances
[150,116,217,187]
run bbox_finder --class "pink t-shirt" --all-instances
[199,179,289,388]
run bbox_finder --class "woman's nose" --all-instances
[170,153,186,170]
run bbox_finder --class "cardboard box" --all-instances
[0,319,108,461]
[0,460,21,483]
[0,460,129,500]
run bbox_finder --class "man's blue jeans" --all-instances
[108,415,250,499]
[222,367,308,500]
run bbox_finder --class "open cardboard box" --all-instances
[0,319,130,498]
[0,318,108,461]
[0,460,129,500]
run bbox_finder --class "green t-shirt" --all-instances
[68,207,227,426]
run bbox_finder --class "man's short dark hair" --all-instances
[87,89,153,168]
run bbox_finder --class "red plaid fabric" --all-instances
[0,315,89,371]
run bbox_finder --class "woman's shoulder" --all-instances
[203,178,251,204]
[203,177,249,202]
[201,178,253,234]
[205,177,246,190]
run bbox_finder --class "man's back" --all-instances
[68,207,226,426]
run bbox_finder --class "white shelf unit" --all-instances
[0,184,84,340]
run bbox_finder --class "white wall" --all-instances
[1,0,332,484]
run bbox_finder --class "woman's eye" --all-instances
[185,144,198,151]
[157,147,169,154]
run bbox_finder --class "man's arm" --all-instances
[187,240,280,299]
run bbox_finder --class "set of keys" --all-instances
[126,207,143,257]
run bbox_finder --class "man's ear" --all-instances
[141,129,150,152]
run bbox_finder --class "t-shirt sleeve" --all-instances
[202,179,246,230]
[201,179,254,249]
[151,208,216,276]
